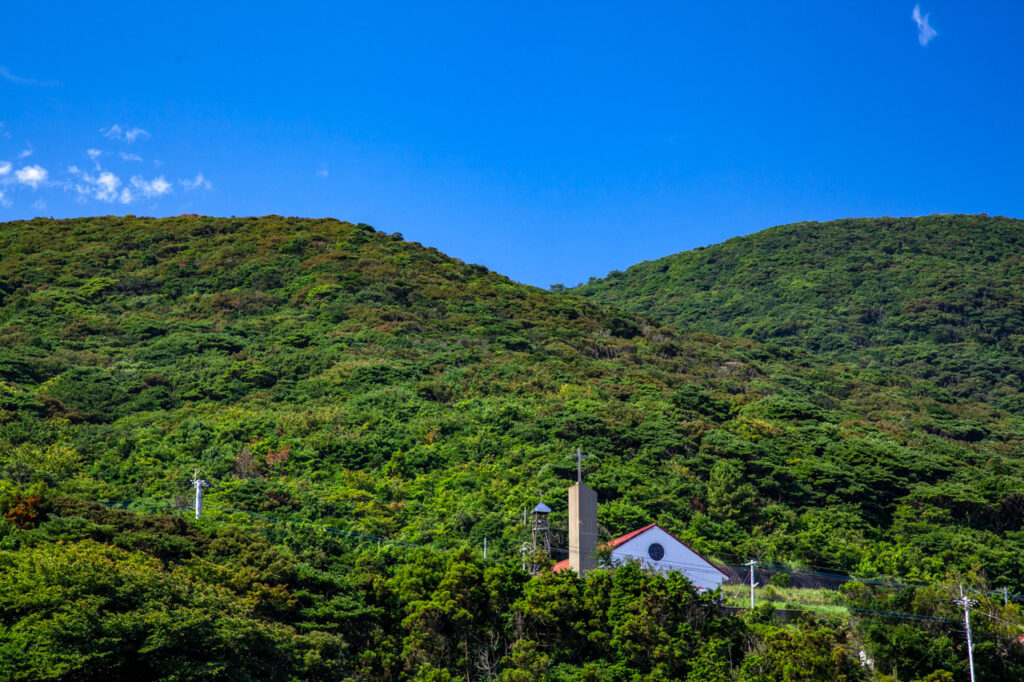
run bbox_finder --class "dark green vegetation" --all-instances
[2,215,1024,679]
[575,215,1024,414]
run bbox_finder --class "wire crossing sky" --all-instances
[2,2,1022,287]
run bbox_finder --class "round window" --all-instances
[648,542,665,561]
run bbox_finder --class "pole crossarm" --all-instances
[955,584,977,682]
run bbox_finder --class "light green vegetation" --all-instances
[575,215,1024,414]
[0,215,1022,679]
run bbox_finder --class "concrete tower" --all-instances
[568,482,598,575]
[568,447,598,576]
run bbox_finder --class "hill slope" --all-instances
[574,215,1024,413]
[0,214,1022,574]
[2,215,1024,678]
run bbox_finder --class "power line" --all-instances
[95,499,1024,607]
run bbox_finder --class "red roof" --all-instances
[551,523,725,576]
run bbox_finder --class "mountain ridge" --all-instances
[574,214,1024,413]
[2,214,1024,678]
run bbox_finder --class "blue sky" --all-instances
[2,2,1022,287]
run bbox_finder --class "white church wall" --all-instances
[608,526,725,591]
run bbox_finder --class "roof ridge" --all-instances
[552,523,727,576]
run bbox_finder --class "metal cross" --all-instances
[571,447,588,483]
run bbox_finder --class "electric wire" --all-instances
[94,503,966,628]
[97,498,1024,603]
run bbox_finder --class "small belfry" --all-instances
[531,494,552,559]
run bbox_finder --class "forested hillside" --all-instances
[574,215,1024,414]
[2,215,1024,679]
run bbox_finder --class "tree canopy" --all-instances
[1,214,1023,679]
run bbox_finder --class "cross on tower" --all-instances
[572,447,588,483]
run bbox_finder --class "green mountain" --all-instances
[2,215,1023,679]
[574,215,1024,414]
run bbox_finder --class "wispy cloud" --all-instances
[98,173,122,200]
[124,127,149,143]
[101,124,150,143]
[317,164,329,178]
[69,166,124,202]
[15,165,48,189]
[181,173,212,191]
[0,66,60,87]
[131,175,171,198]
[912,4,937,46]
[0,122,10,140]
[0,126,203,208]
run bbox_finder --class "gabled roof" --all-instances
[551,523,726,576]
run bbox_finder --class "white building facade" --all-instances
[554,522,727,591]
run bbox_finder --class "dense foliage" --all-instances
[574,215,1024,414]
[0,496,885,681]
[1,215,1023,679]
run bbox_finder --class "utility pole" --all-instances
[190,470,209,520]
[483,537,487,560]
[745,560,759,608]
[956,584,977,682]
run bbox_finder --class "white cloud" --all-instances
[15,165,47,188]
[32,199,46,211]
[130,174,171,198]
[0,161,10,176]
[0,122,9,139]
[17,144,32,159]
[0,190,9,208]
[96,172,121,200]
[120,188,133,204]
[180,173,212,191]
[68,165,123,201]
[124,127,149,143]
[317,164,329,178]
[120,152,142,161]
[87,148,102,160]
[102,124,151,143]
[913,4,937,46]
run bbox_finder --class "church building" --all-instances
[552,522,728,591]
[549,459,727,591]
